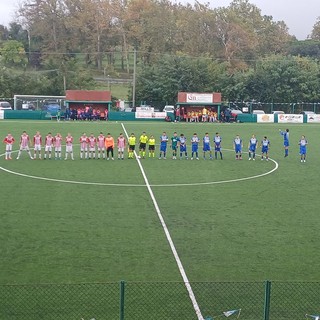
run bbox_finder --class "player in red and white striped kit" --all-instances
[33,131,42,159]
[97,132,105,159]
[117,133,126,160]
[16,131,33,160]
[65,133,74,160]
[79,133,88,159]
[3,133,15,160]
[54,133,63,160]
[44,132,54,160]
[88,133,97,159]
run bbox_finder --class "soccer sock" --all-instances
[253,152,255,159]
[215,152,217,159]
[143,151,145,157]
[220,152,223,159]
[285,149,288,156]
[249,152,251,158]
[80,152,83,159]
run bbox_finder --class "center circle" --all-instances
[0,149,278,188]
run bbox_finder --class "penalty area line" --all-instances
[121,123,204,320]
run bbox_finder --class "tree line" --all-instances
[0,0,320,104]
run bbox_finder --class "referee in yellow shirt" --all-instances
[128,133,136,159]
[139,131,148,158]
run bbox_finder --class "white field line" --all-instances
[121,123,204,320]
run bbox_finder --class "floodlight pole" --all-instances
[132,48,137,109]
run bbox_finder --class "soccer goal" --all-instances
[13,95,66,111]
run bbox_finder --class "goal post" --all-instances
[13,95,66,111]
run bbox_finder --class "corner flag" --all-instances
[223,309,241,318]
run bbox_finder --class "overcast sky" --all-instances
[0,0,319,40]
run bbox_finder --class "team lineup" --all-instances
[2,128,308,162]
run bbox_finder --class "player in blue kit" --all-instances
[159,131,169,159]
[179,134,188,159]
[214,132,223,160]
[248,134,258,160]
[233,134,243,160]
[203,132,212,160]
[279,128,289,157]
[191,133,200,160]
[261,136,270,161]
[299,135,308,163]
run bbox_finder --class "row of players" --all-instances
[2,129,308,162]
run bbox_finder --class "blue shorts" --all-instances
[180,145,186,152]
[235,146,242,153]
[300,146,306,155]
[160,144,167,152]
[249,146,256,152]
[203,143,211,152]
[192,145,198,152]
[215,144,221,152]
[284,141,289,147]
[262,146,269,153]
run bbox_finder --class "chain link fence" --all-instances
[0,281,319,320]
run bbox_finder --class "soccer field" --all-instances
[0,120,320,318]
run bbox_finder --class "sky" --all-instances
[0,0,319,40]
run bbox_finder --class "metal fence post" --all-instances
[263,280,271,320]
[120,280,125,320]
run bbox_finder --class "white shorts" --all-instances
[118,147,124,152]
[66,146,73,153]
[45,146,52,152]
[89,147,95,152]
[98,147,105,151]
[20,146,30,151]
[55,146,62,152]
[80,147,88,152]
[34,144,41,151]
[6,145,13,151]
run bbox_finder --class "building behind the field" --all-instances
[65,90,112,120]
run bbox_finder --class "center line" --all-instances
[121,123,204,320]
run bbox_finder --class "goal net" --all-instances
[13,95,66,111]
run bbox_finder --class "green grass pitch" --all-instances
[0,120,320,286]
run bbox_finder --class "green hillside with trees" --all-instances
[1,0,320,105]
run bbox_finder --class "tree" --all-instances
[310,17,320,40]
[0,40,28,67]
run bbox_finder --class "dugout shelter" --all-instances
[65,90,112,120]
[176,92,222,122]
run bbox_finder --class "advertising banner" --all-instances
[278,114,303,123]
[307,114,320,123]
[257,114,274,123]
[186,93,213,103]
[135,111,166,119]
[0,110,4,120]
